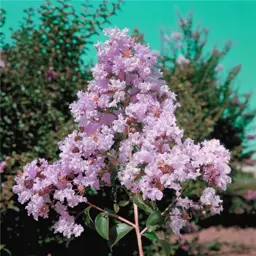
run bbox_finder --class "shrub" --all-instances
[159,13,255,164]
[13,27,231,256]
[0,0,122,160]
[0,1,121,254]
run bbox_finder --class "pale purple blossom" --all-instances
[0,157,9,173]
[0,57,5,68]
[179,19,188,27]
[13,28,231,238]
[169,208,187,235]
[45,69,57,81]
[200,187,223,214]
[176,54,190,66]
[171,32,182,41]
[246,134,256,140]
[216,64,224,72]
[245,190,256,201]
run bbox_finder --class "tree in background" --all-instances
[159,13,255,165]
[0,4,255,255]
[0,1,121,254]
[1,0,121,161]
[132,14,256,256]
[133,11,255,167]
[0,0,121,199]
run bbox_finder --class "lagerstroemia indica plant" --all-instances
[13,28,231,255]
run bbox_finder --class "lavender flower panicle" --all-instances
[13,28,231,238]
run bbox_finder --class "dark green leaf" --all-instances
[160,239,171,256]
[83,206,95,230]
[108,223,133,250]
[118,200,129,207]
[110,169,118,185]
[95,212,109,240]
[146,210,164,232]
[113,203,120,213]
[132,194,154,214]
[0,245,11,255]
[143,232,158,241]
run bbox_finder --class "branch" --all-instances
[133,203,144,256]
[87,201,136,228]
[140,187,186,235]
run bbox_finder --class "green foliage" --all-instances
[108,223,133,250]
[0,0,121,206]
[0,1,122,254]
[159,239,171,256]
[143,232,159,242]
[95,212,110,240]
[132,194,156,214]
[0,0,122,161]
[1,4,255,255]
[83,206,95,230]
[159,13,255,163]
[132,15,256,256]
[133,13,255,164]
[146,210,164,232]
[118,200,130,207]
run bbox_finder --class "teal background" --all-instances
[1,0,256,133]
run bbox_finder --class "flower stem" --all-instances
[140,187,186,235]
[133,203,144,256]
[87,201,136,228]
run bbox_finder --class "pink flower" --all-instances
[246,134,256,140]
[176,54,190,66]
[245,190,256,201]
[0,160,7,173]
[179,19,189,27]
[45,69,57,81]
[216,64,224,72]
[181,245,189,252]
[171,32,182,41]
[169,208,187,235]
[200,187,223,214]
[13,28,231,238]
[0,58,5,68]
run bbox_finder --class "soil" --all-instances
[181,226,256,256]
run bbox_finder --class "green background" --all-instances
[2,0,256,132]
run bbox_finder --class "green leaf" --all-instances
[108,223,133,250]
[110,169,118,185]
[95,212,109,240]
[146,210,164,232]
[83,207,95,230]
[143,232,158,241]
[113,203,120,213]
[0,245,11,255]
[160,239,171,256]
[118,200,129,207]
[132,194,154,214]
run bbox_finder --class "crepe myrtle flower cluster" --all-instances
[13,28,231,239]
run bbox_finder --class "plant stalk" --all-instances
[87,201,136,228]
[133,203,144,256]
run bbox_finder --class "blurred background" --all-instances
[0,0,255,255]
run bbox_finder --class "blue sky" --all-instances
[2,0,256,134]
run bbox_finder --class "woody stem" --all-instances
[133,203,144,256]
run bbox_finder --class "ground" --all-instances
[183,226,256,256]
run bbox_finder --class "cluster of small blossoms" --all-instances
[0,156,9,173]
[13,28,231,238]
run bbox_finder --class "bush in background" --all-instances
[158,13,255,164]
[132,13,256,256]
[1,4,255,255]
[0,1,121,254]
[1,0,122,160]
